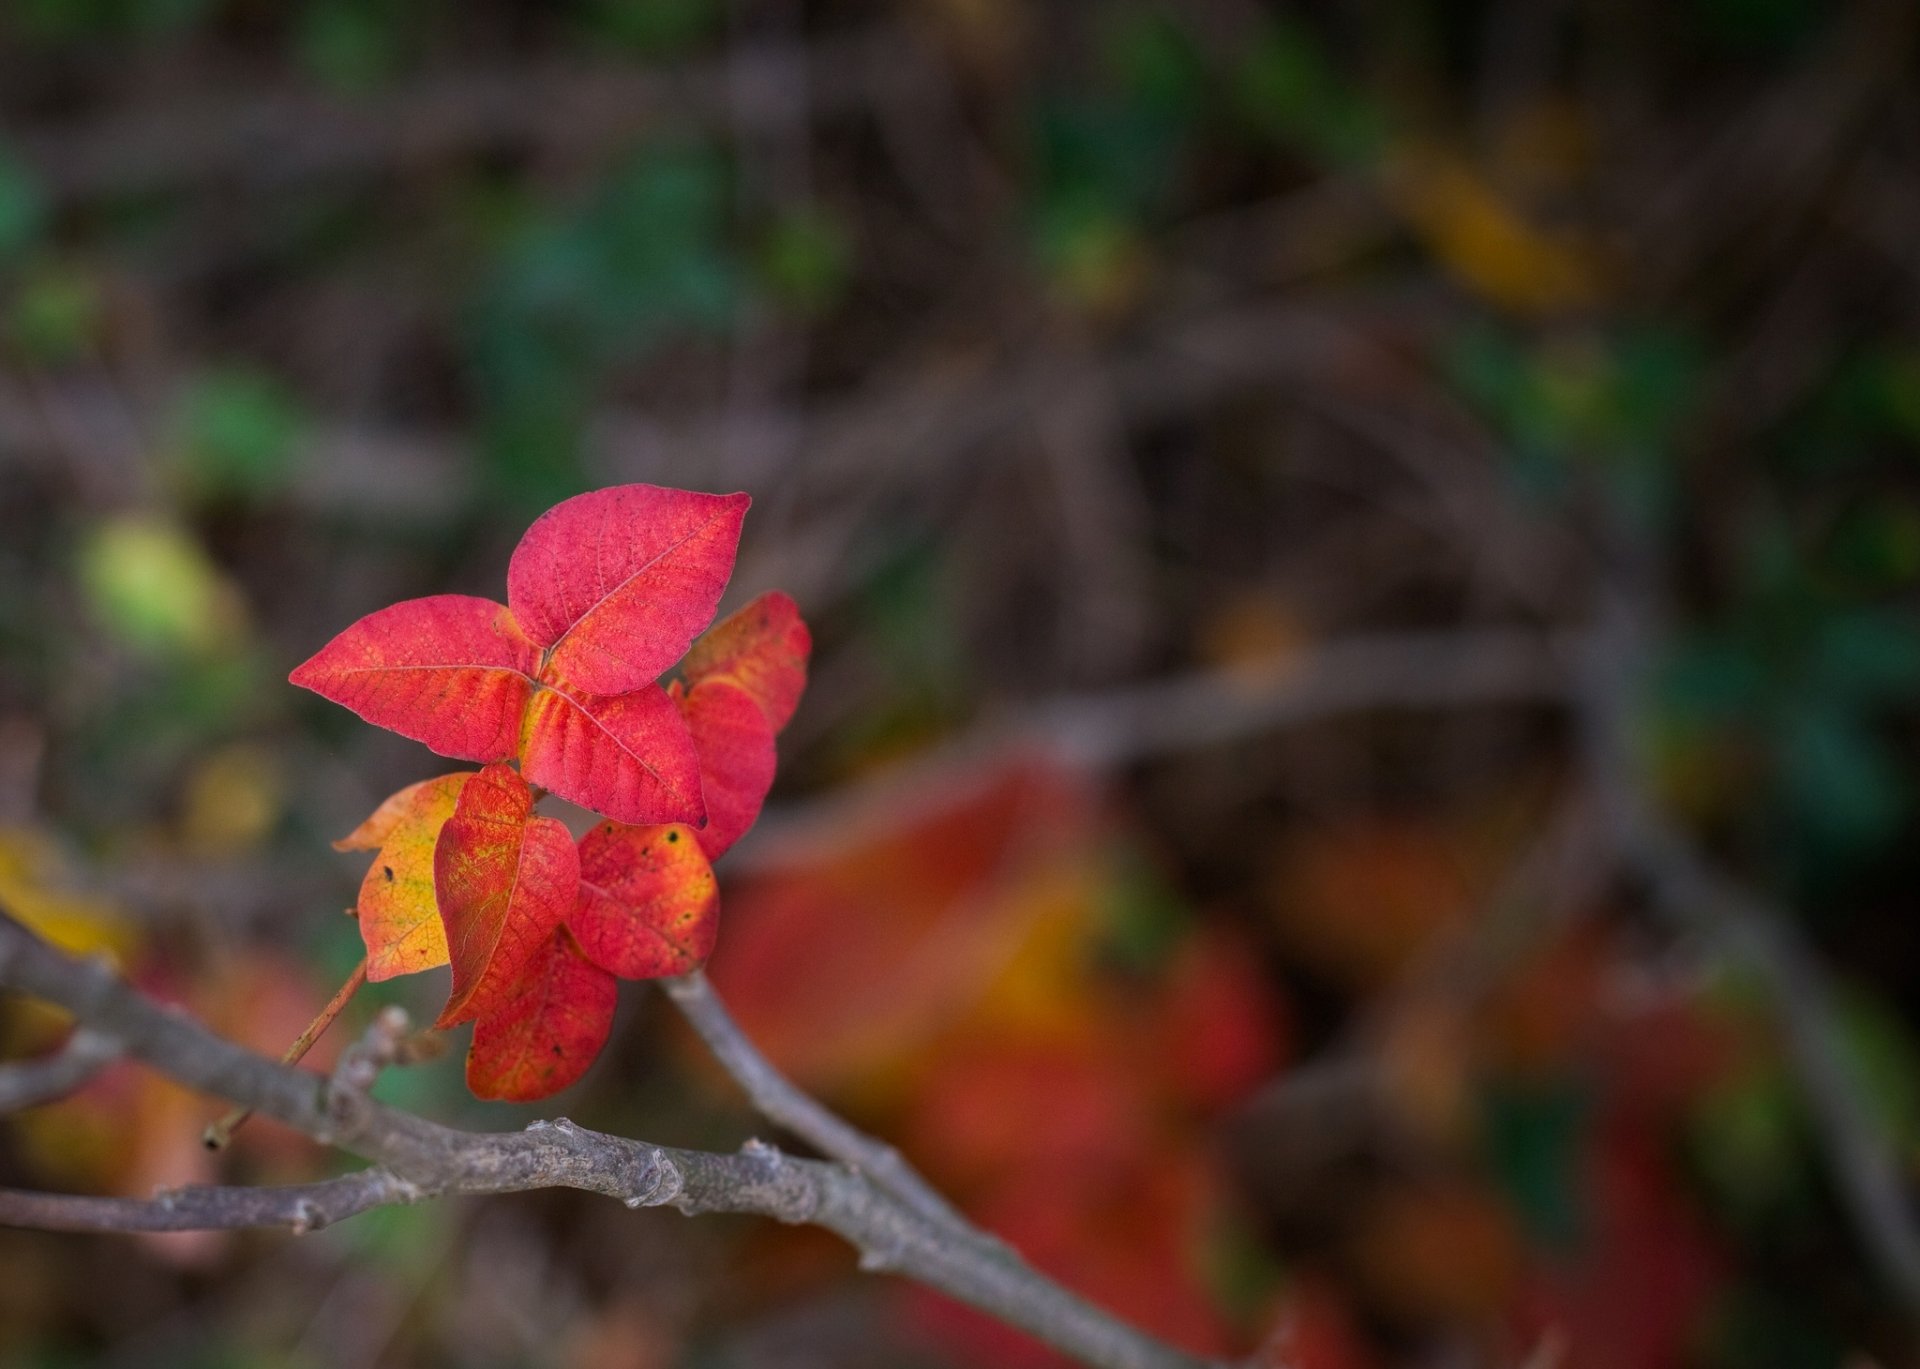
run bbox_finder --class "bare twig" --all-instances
[0,908,1230,1369]
[0,1169,420,1234]
[10,28,897,204]
[664,969,978,1236]
[1029,627,1575,770]
[1571,603,1920,1316]
[206,955,368,1150]
[0,1027,121,1111]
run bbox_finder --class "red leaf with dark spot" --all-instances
[570,821,719,979]
[466,927,617,1101]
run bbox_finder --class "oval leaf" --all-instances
[508,485,749,696]
[434,763,580,1027]
[679,678,776,860]
[683,590,811,732]
[290,595,538,762]
[570,821,719,978]
[520,681,706,827]
[466,927,617,1102]
[339,772,472,982]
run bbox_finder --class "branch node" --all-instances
[288,1199,325,1235]
[324,1005,411,1140]
[622,1147,684,1209]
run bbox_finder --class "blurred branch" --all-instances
[0,1168,418,1234]
[0,1027,121,1112]
[1033,627,1575,770]
[10,27,897,204]
[747,626,1578,870]
[0,909,1230,1369]
[1572,601,1920,1317]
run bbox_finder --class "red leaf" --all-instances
[289,596,538,762]
[520,681,706,827]
[677,678,776,860]
[433,763,580,1027]
[682,590,811,732]
[466,927,617,1101]
[335,772,471,982]
[507,485,749,696]
[570,821,719,978]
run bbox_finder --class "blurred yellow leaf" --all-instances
[1385,145,1602,316]
[76,514,247,658]
[1197,592,1311,692]
[179,742,284,856]
[0,827,133,962]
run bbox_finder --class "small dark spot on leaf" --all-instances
[551,1044,563,1056]
[666,830,679,843]
[382,866,395,882]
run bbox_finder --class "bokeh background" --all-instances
[3,1,1920,1366]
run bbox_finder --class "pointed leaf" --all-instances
[678,678,776,860]
[683,590,811,732]
[520,681,706,827]
[433,763,580,1027]
[290,595,538,762]
[466,927,617,1102]
[338,773,471,982]
[570,821,719,978]
[508,485,749,695]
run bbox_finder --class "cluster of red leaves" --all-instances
[295,485,808,1100]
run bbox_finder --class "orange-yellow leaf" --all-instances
[569,821,718,979]
[466,927,617,1101]
[335,773,471,982]
[682,590,811,732]
[433,763,579,1027]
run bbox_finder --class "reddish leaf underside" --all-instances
[335,772,472,982]
[466,927,617,1101]
[518,681,706,827]
[676,678,777,861]
[570,821,719,979]
[434,763,580,1027]
[682,589,811,733]
[289,595,538,762]
[508,485,750,696]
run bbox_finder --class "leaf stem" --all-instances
[203,955,367,1150]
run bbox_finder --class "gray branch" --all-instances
[664,969,979,1236]
[0,908,1229,1369]
[0,1027,121,1111]
[0,1168,420,1233]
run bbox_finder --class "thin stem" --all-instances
[663,968,977,1235]
[204,955,367,1150]
[0,1027,121,1111]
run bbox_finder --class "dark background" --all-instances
[2,1,1919,1366]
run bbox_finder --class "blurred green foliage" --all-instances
[465,146,741,509]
